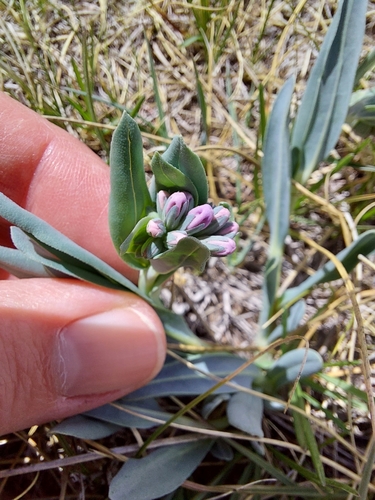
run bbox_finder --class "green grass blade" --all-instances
[358,437,375,499]
[292,384,326,486]
[145,32,168,139]
[354,48,375,87]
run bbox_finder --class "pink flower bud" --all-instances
[181,204,214,235]
[217,221,239,238]
[200,235,236,256]
[146,218,166,238]
[166,230,188,248]
[163,191,194,230]
[156,190,169,215]
[213,206,231,227]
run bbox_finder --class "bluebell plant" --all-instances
[108,117,239,296]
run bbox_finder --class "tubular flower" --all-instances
[136,191,238,261]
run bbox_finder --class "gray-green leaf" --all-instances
[266,348,323,390]
[150,236,210,274]
[227,392,264,437]
[109,112,153,251]
[162,136,208,204]
[52,415,122,439]
[109,439,213,500]
[151,152,199,203]
[291,0,367,184]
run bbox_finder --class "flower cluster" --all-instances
[143,190,238,260]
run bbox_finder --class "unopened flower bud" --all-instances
[163,191,194,230]
[200,235,236,256]
[213,206,231,227]
[198,205,231,237]
[181,204,214,235]
[216,221,239,239]
[146,218,166,238]
[156,190,169,216]
[166,230,188,248]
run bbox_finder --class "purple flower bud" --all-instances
[156,190,169,216]
[213,206,231,227]
[197,205,231,237]
[200,235,236,256]
[181,204,214,235]
[166,230,188,248]
[163,191,194,230]
[216,221,239,239]
[146,218,166,238]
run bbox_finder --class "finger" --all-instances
[0,278,166,435]
[0,92,136,281]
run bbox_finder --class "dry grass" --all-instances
[1,0,375,498]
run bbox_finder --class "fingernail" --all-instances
[55,308,165,397]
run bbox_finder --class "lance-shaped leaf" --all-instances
[262,76,294,260]
[52,415,122,439]
[124,353,260,402]
[150,236,210,274]
[162,136,208,204]
[0,193,142,297]
[292,0,367,184]
[151,152,199,203]
[281,230,375,307]
[259,77,294,334]
[109,112,153,251]
[0,245,52,278]
[109,439,213,500]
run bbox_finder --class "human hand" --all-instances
[0,92,166,435]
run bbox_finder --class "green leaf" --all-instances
[259,77,294,334]
[108,439,213,500]
[267,299,306,343]
[354,47,375,86]
[292,0,367,184]
[262,76,294,259]
[150,236,210,274]
[266,348,323,390]
[154,306,206,346]
[52,415,122,439]
[0,193,142,297]
[227,392,264,437]
[0,246,52,278]
[109,112,153,251]
[87,398,212,432]
[346,87,375,137]
[125,354,260,402]
[162,136,208,204]
[151,152,199,203]
[210,440,234,462]
[281,230,375,307]
[10,226,123,288]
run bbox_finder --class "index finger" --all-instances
[0,92,137,281]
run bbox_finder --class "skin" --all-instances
[0,92,167,435]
